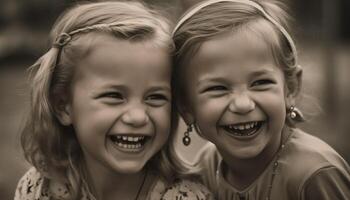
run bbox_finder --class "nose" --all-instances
[121,106,149,127]
[228,92,255,114]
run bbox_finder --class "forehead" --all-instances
[192,27,274,67]
[182,26,286,86]
[73,33,171,84]
[183,17,280,66]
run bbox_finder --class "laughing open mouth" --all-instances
[110,135,149,150]
[222,121,263,137]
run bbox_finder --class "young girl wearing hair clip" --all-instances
[15,2,213,200]
[173,0,350,199]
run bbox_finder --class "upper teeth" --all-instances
[229,122,258,130]
[117,135,145,142]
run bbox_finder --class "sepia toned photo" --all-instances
[1,0,349,199]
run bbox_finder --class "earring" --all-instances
[289,106,297,119]
[183,124,193,146]
[288,106,305,123]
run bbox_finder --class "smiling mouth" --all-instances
[109,135,149,150]
[222,121,263,137]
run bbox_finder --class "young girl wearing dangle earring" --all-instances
[173,0,350,199]
[15,2,213,200]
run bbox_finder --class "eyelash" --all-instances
[251,79,275,87]
[203,85,227,93]
[98,91,169,107]
[146,94,168,101]
[145,93,169,107]
[201,79,275,93]
[99,92,123,99]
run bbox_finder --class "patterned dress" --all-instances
[15,167,214,200]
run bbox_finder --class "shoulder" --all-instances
[301,166,350,199]
[197,142,219,159]
[192,142,222,192]
[285,129,349,172]
[15,167,48,200]
[161,179,215,200]
[281,129,350,192]
[14,167,71,200]
[194,142,220,170]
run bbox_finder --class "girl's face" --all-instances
[180,30,290,161]
[59,34,172,175]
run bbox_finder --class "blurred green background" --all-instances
[1,0,349,199]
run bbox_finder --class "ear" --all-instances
[286,65,303,106]
[53,95,72,126]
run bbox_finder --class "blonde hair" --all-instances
[21,1,185,198]
[172,0,303,121]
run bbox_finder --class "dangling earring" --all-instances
[289,106,297,119]
[288,106,305,124]
[183,124,193,146]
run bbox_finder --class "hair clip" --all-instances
[53,33,72,48]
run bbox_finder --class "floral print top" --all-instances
[15,167,214,200]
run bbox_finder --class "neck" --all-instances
[222,127,291,190]
[223,153,273,190]
[82,161,148,200]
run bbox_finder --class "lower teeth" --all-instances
[115,142,142,149]
[231,131,255,136]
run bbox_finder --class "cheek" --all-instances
[151,105,172,137]
[258,89,287,122]
[72,103,119,137]
[192,96,228,125]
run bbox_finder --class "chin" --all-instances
[229,146,265,160]
[111,161,147,174]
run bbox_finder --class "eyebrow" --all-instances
[197,76,227,87]
[249,68,276,77]
[91,83,171,95]
[100,84,127,91]
[148,85,171,93]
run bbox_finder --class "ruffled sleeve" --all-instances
[161,179,215,200]
[14,167,71,200]
[14,167,49,200]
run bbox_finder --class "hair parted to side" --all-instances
[173,0,303,122]
[21,1,184,198]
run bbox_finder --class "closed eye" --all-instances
[145,93,169,107]
[99,92,123,99]
[251,79,275,88]
[147,94,168,100]
[202,85,227,93]
[97,92,124,104]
